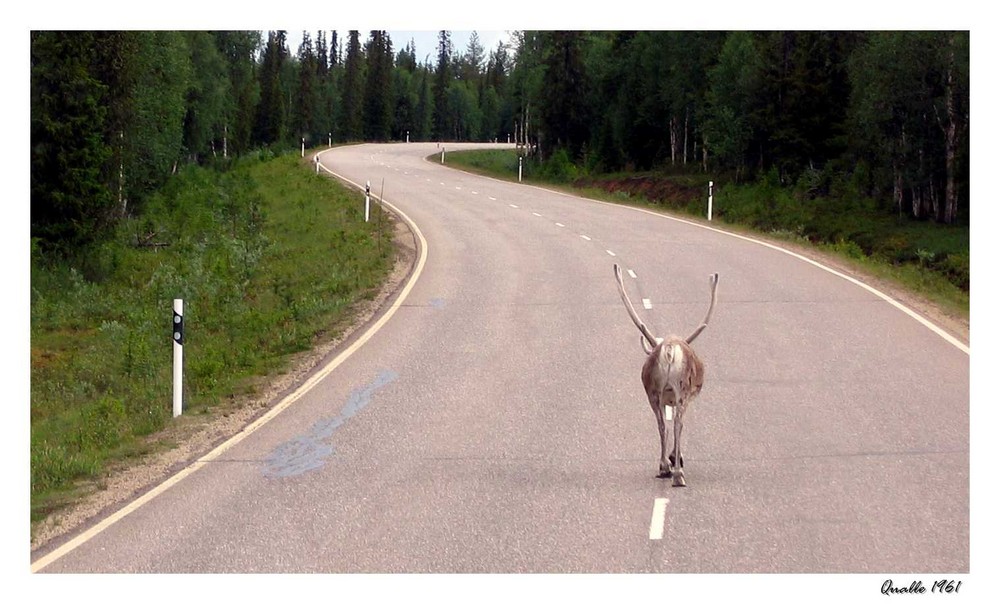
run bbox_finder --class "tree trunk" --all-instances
[930,177,941,222]
[893,165,904,219]
[669,116,677,165]
[941,38,961,224]
[683,109,689,165]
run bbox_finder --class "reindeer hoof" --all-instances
[671,472,686,487]
[657,466,672,479]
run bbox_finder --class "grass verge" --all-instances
[30,151,394,526]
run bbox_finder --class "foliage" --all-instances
[31,32,115,251]
[30,154,394,520]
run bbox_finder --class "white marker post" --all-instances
[441,148,445,164]
[406,130,410,143]
[708,181,714,221]
[328,133,332,147]
[518,156,523,183]
[301,137,305,158]
[315,154,320,174]
[365,181,371,222]
[172,299,184,418]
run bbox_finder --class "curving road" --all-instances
[33,142,968,574]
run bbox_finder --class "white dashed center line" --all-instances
[489,196,497,201]
[555,223,565,228]
[606,250,616,256]
[628,269,637,279]
[580,235,591,241]
[642,298,652,309]
[509,204,519,208]
[532,212,542,217]
[649,498,669,540]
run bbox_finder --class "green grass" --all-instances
[445,149,969,318]
[30,152,394,524]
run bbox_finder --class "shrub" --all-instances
[540,148,579,183]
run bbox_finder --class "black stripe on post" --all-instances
[173,311,184,345]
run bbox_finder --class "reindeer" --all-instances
[613,264,719,487]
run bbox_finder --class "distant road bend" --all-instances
[33,142,968,573]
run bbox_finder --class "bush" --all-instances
[540,148,580,183]
[938,253,970,291]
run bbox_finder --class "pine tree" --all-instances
[215,31,261,156]
[537,31,590,159]
[432,30,453,140]
[363,31,393,141]
[294,31,320,144]
[330,30,340,67]
[341,30,364,140]
[30,31,114,250]
[182,31,228,162]
[316,30,329,77]
[255,31,288,146]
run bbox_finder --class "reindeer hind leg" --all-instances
[651,398,671,478]
[670,402,686,487]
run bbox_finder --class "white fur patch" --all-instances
[672,343,684,366]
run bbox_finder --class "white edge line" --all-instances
[649,498,669,540]
[31,149,430,573]
[441,159,968,356]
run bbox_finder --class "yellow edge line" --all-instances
[31,148,428,573]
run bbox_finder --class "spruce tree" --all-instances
[432,30,453,140]
[341,30,364,140]
[30,31,114,250]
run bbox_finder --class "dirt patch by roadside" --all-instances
[30,205,418,555]
[573,174,703,208]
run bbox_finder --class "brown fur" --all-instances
[613,264,718,486]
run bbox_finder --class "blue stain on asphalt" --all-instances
[263,369,398,478]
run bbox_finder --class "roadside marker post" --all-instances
[172,299,184,418]
[441,148,445,164]
[518,156,523,183]
[301,137,305,158]
[365,181,371,222]
[708,181,714,221]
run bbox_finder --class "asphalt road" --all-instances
[33,142,969,575]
